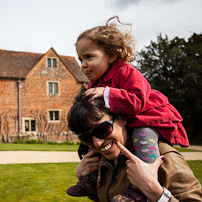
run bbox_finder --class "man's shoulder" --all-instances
[158,141,182,157]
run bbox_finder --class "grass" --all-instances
[0,143,201,201]
[175,147,202,152]
[187,161,202,184]
[1,143,202,152]
[0,163,91,202]
[0,162,201,202]
[0,143,79,151]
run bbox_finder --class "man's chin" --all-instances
[103,151,120,160]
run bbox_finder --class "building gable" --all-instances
[0,48,88,83]
[26,48,72,80]
[0,48,88,143]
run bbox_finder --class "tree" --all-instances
[0,110,18,143]
[182,33,202,139]
[136,33,202,140]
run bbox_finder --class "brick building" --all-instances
[0,48,88,142]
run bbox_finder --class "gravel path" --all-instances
[180,152,202,160]
[0,151,80,164]
[0,145,202,164]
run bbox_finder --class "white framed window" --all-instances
[47,81,59,95]
[47,57,58,68]
[48,110,60,122]
[22,118,36,133]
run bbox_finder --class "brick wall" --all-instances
[0,49,85,142]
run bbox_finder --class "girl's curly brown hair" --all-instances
[76,16,136,62]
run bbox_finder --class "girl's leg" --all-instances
[112,127,160,202]
[132,127,160,163]
[66,146,99,200]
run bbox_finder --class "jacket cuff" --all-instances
[104,86,110,109]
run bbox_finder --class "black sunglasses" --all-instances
[78,117,115,145]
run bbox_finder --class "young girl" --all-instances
[66,16,189,202]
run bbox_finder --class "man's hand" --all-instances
[116,141,164,202]
[76,150,100,180]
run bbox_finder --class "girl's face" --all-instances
[87,114,128,160]
[76,38,116,81]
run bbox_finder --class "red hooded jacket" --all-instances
[88,60,189,146]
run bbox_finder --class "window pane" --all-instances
[49,111,53,120]
[31,120,36,131]
[25,120,29,131]
[48,58,51,67]
[55,111,59,120]
[54,83,58,94]
[53,59,57,68]
[49,83,52,94]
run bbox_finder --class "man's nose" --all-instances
[92,136,104,148]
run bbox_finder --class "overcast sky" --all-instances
[0,0,202,63]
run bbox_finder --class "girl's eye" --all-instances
[87,55,92,59]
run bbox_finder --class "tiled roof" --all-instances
[60,55,88,83]
[0,49,88,83]
[0,49,42,79]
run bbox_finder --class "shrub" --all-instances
[12,139,79,145]
[13,140,45,144]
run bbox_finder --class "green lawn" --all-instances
[0,161,201,202]
[187,161,202,184]
[175,148,202,152]
[0,143,201,202]
[1,143,201,152]
[0,143,79,151]
[0,163,91,202]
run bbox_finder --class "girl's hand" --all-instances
[116,141,164,202]
[76,149,100,180]
[85,87,105,99]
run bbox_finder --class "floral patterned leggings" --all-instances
[132,127,160,163]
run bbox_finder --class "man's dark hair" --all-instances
[67,88,113,135]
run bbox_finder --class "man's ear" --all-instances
[109,51,117,64]
[122,117,127,126]
[117,115,127,126]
